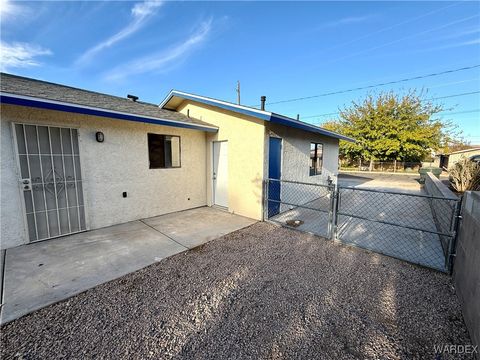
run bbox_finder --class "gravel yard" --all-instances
[1,222,472,359]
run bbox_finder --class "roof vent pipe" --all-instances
[297,114,300,120]
[127,94,139,102]
[260,96,266,111]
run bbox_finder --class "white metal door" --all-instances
[212,141,228,208]
[13,123,87,242]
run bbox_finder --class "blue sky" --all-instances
[1,0,479,142]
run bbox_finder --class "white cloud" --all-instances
[402,38,480,55]
[439,27,480,40]
[0,0,29,21]
[104,19,212,81]
[0,41,52,72]
[322,15,377,28]
[76,0,163,66]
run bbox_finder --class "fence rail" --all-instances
[265,178,461,272]
[340,161,423,172]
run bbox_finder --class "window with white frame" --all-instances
[310,142,323,176]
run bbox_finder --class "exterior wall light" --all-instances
[96,131,104,143]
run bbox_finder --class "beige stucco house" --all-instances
[434,147,480,169]
[0,73,354,250]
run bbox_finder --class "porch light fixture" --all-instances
[96,131,104,143]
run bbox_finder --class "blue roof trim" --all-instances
[162,91,271,121]
[1,94,218,133]
[160,90,355,142]
[270,115,355,142]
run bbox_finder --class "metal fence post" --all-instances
[327,184,334,239]
[330,183,340,241]
[263,179,268,221]
[446,199,463,274]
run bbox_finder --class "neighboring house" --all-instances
[0,73,354,249]
[437,147,480,169]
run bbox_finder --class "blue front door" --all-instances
[268,137,282,217]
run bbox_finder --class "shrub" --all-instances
[449,157,480,192]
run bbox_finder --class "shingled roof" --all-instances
[0,73,217,132]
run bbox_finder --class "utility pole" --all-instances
[236,81,241,105]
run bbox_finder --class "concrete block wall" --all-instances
[424,172,459,254]
[453,191,480,349]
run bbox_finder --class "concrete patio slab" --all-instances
[142,206,257,249]
[1,207,256,324]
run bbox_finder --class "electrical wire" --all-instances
[301,90,480,119]
[261,64,480,106]
[312,109,480,125]
[438,109,480,116]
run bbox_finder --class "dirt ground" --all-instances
[1,222,472,359]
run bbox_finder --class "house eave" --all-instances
[159,90,355,142]
[159,90,271,121]
[269,113,356,142]
[1,92,219,133]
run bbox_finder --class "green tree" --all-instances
[323,91,460,169]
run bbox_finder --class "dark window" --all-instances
[148,134,181,169]
[310,142,323,176]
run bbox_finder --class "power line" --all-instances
[438,109,480,116]
[263,64,480,106]
[301,91,480,119]
[312,108,480,125]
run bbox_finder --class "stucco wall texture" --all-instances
[177,101,266,221]
[266,123,340,184]
[1,104,207,249]
[2,101,342,249]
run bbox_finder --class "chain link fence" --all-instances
[265,179,333,238]
[336,187,460,271]
[265,179,461,272]
[340,160,422,172]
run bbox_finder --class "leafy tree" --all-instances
[438,137,471,155]
[323,90,461,168]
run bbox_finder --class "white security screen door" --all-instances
[212,141,228,208]
[13,124,87,242]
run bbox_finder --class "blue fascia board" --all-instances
[162,91,271,121]
[1,94,218,133]
[160,90,354,142]
[270,115,355,142]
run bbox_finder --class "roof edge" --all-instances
[159,90,355,142]
[270,113,356,142]
[448,147,480,155]
[159,90,271,121]
[1,92,218,133]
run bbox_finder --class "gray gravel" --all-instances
[1,222,472,359]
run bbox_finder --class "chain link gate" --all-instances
[264,179,461,273]
[265,179,335,239]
